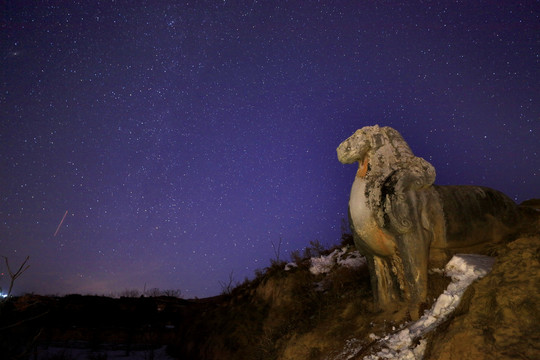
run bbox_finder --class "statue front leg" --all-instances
[367,255,404,311]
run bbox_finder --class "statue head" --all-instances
[336,125,379,164]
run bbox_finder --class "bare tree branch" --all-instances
[219,270,236,295]
[2,256,30,297]
[271,237,283,263]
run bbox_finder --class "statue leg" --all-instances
[395,233,430,319]
[367,255,404,311]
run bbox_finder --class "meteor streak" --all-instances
[54,210,68,237]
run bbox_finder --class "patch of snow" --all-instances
[309,247,366,275]
[364,254,495,360]
[310,249,341,275]
[284,262,298,271]
[330,254,495,360]
[330,338,363,360]
[338,252,366,269]
[35,345,176,359]
[428,268,444,275]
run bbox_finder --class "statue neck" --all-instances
[356,156,370,178]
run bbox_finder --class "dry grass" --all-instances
[164,240,380,360]
[172,223,540,359]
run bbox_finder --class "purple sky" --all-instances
[1,1,538,298]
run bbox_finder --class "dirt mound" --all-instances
[426,236,540,360]
[3,205,538,359]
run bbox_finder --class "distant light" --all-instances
[0,294,7,298]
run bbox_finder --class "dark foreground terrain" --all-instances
[1,200,539,360]
[1,293,202,358]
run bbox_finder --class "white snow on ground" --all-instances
[308,247,366,275]
[330,254,495,360]
[284,262,298,270]
[36,345,176,359]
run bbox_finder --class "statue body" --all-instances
[338,125,517,318]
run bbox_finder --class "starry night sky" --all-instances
[1,1,538,298]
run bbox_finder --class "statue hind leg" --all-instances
[394,232,430,319]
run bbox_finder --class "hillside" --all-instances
[170,201,540,360]
[1,201,538,360]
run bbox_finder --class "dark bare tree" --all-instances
[2,256,30,297]
[271,237,283,263]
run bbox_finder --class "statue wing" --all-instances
[380,157,436,234]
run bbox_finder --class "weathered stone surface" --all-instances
[337,125,519,318]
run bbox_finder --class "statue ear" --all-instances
[373,126,395,149]
[382,157,436,234]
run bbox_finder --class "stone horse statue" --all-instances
[337,125,518,318]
